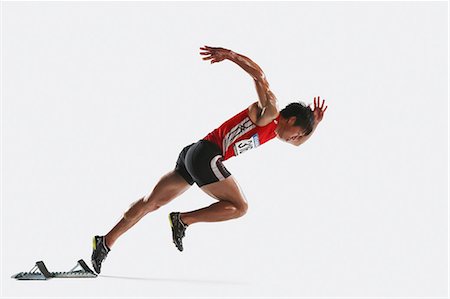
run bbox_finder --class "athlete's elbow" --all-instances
[255,72,265,81]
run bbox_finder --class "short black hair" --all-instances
[280,102,315,135]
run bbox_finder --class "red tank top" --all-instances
[203,107,280,161]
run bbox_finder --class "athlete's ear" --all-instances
[287,116,296,126]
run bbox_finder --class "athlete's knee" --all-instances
[123,198,148,220]
[236,201,248,218]
[226,201,248,218]
[142,177,174,211]
[142,193,173,214]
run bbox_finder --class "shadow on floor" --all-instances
[100,274,248,286]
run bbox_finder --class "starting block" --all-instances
[12,259,97,280]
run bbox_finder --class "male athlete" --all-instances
[91,46,328,274]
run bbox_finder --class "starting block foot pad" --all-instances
[12,259,97,280]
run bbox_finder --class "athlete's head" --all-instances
[275,102,315,142]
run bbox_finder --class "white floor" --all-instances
[3,186,448,297]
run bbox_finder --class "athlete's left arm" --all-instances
[290,97,328,147]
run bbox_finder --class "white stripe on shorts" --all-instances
[210,155,225,181]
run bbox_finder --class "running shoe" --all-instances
[91,235,110,274]
[169,212,187,252]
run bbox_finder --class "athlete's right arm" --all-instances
[199,46,278,122]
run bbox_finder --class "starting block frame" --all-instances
[12,259,97,280]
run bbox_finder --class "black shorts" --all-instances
[175,139,231,187]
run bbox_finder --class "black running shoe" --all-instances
[169,212,187,252]
[91,235,110,274]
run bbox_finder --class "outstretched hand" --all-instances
[199,45,231,64]
[312,96,328,125]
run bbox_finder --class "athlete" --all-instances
[91,46,328,274]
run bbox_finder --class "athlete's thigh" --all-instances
[200,175,248,207]
[144,170,191,205]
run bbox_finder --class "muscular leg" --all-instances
[180,175,248,225]
[104,170,191,248]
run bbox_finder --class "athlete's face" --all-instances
[275,116,307,142]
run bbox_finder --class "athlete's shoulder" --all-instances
[248,101,279,127]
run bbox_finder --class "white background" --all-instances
[1,1,448,298]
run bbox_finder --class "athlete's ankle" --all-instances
[179,214,190,227]
[104,235,113,250]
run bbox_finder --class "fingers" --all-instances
[199,47,212,57]
[319,98,327,113]
[199,46,227,65]
[200,50,212,57]
[200,45,218,52]
[202,45,220,50]
[313,96,328,112]
[200,46,216,62]
[201,55,219,63]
